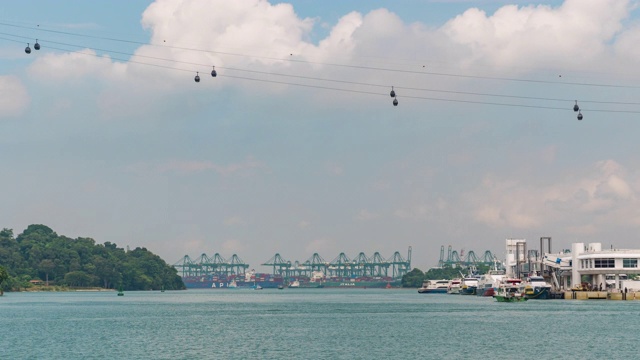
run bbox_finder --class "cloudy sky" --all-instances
[2,0,640,271]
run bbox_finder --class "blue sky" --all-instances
[1,0,640,272]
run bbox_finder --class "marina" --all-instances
[172,238,640,301]
[421,238,640,301]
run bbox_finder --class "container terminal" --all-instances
[173,247,412,289]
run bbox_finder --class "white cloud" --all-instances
[326,162,344,176]
[305,237,336,255]
[0,76,29,118]
[298,220,311,229]
[221,239,246,254]
[356,209,380,221]
[467,159,640,231]
[224,216,246,226]
[158,157,266,176]
[441,0,630,70]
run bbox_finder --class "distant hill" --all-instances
[0,224,185,292]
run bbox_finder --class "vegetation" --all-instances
[401,268,425,287]
[0,225,185,292]
[0,265,7,295]
[402,264,493,287]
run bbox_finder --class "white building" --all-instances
[505,239,640,290]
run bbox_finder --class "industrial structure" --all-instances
[173,253,249,278]
[173,247,412,280]
[437,245,498,268]
[261,247,412,279]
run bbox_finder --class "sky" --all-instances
[1,0,640,272]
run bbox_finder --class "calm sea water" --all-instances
[1,289,638,359]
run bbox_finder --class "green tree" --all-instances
[0,224,185,292]
[39,259,55,286]
[0,265,8,295]
[401,268,426,288]
[64,271,93,287]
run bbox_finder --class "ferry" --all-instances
[460,276,480,295]
[476,268,506,297]
[520,275,552,300]
[418,279,450,294]
[447,278,462,294]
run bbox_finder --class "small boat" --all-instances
[494,283,526,302]
[288,280,300,288]
[494,293,527,302]
[277,284,284,290]
[253,284,263,290]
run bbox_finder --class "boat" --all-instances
[418,279,450,294]
[447,278,462,294]
[117,284,124,296]
[476,264,506,297]
[288,280,300,288]
[520,275,552,299]
[277,284,284,290]
[460,276,480,295]
[320,276,401,288]
[181,269,284,289]
[494,283,527,302]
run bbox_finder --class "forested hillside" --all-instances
[0,224,184,291]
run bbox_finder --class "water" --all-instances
[1,289,638,359]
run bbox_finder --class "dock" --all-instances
[564,290,640,300]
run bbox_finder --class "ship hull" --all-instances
[182,274,284,289]
[523,287,552,299]
[322,280,401,288]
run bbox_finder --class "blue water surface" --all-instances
[0,289,637,359]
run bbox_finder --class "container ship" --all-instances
[288,272,400,288]
[182,270,284,289]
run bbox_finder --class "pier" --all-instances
[564,290,640,300]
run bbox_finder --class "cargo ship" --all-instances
[321,276,400,288]
[182,270,284,289]
[288,272,400,288]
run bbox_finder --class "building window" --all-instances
[594,258,615,268]
[623,258,638,268]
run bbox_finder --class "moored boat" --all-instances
[447,278,462,294]
[181,269,284,289]
[520,275,552,299]
[476,271,506,297]
[460,276,480,295]
[418,279,450,294]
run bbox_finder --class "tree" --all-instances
[0,265,8,295]
[0,224,185,292]
[39,259,56,286]
[401,268,425,288]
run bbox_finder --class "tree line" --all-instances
[401,264,491,287]
[0,224,184,292]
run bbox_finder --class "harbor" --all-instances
[173,248,412,289]
[419,237,640,301]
